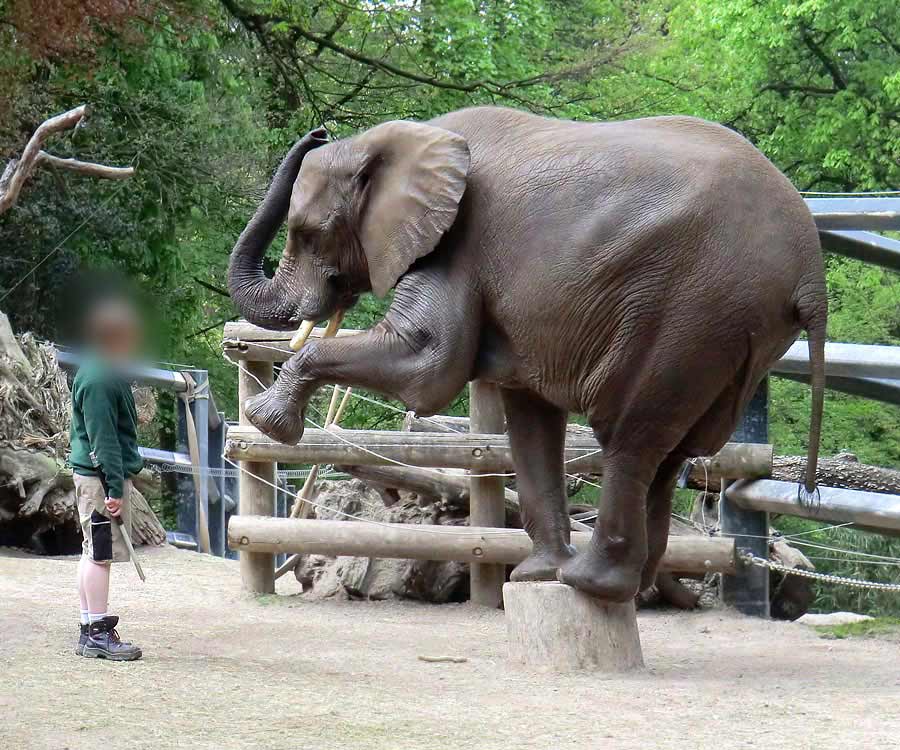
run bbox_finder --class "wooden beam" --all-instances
[225,425,771,479]
[226,425,606,472]
[228,516,737,574]
[222,321,361,362]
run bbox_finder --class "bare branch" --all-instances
[36,152,134,180]
[0,106,87,214]
[0,105,135,215]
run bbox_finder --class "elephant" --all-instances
[227,106,827,602]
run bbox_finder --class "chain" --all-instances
[742,552,900,592]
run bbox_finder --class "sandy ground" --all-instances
[2,545,898,750]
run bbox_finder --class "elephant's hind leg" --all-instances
[502,388,575,581]
[558,446,661,601]
[641,453,686,592]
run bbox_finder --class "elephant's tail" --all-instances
[797,292,827,499]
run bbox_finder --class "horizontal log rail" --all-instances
[726,479,900,532]
[225,426,772,479]
[228,516,737,574]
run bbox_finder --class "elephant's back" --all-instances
[433,107,822,415]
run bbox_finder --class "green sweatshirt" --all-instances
[69,356,143,499]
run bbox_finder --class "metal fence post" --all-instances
[207,410,227,557]
[720,379,770,617]
[468,380,507,607]
[175,369,210,552]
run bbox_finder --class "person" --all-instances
[69,298,144,661]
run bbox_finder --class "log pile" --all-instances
[0,313,165,553]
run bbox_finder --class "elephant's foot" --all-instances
[510,545,575,582]
[557,545,643,602]
[245,390,306,445]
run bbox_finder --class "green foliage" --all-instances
[815,617,900,640]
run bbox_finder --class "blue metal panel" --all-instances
[806,197,900,231]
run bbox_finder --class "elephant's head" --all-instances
[228,121,470,330]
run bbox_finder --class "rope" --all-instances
[216,334,900,576]
[225,457,536,538]
[743,553,900,592]
[223,355,602,479]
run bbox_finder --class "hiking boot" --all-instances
[83,616,142,661]
[75,623,88,656]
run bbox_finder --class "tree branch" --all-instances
[218,0,605,113]
[192,276,231,298]
[36,152,134,179]
[0,105,135,215]
[800,29,847,91]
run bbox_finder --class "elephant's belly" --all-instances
[471,325,530,389]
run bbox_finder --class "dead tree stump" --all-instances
[503,582,644,672]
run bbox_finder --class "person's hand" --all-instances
[105,497,123,517]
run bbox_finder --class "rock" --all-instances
[796,612,874,626]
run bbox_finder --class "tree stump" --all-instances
[503,582,644,672]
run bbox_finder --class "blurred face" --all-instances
[84,301,143,361]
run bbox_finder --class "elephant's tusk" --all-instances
[289,310,345,352]
[289,319,316,352]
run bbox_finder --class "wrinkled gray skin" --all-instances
[228,107,827,601]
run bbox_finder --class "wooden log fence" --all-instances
[223,320,900,610]
[222,323,756,602]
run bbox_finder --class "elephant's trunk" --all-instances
[227,128,327,330]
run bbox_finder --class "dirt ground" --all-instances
[2,545,899,750]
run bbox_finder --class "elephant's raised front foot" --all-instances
[557,544,643,602]
[245,389,306,445]
[510,545,576,582]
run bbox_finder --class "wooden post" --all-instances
[468,381,506,607]
[238,360,276,593]
[720,380,770,617]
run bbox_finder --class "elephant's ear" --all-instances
[356,121,469,297]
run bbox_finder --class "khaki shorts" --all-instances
[75,474,133,563]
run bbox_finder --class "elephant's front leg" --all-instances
[502,388,575,581]
[244,325,475,445]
